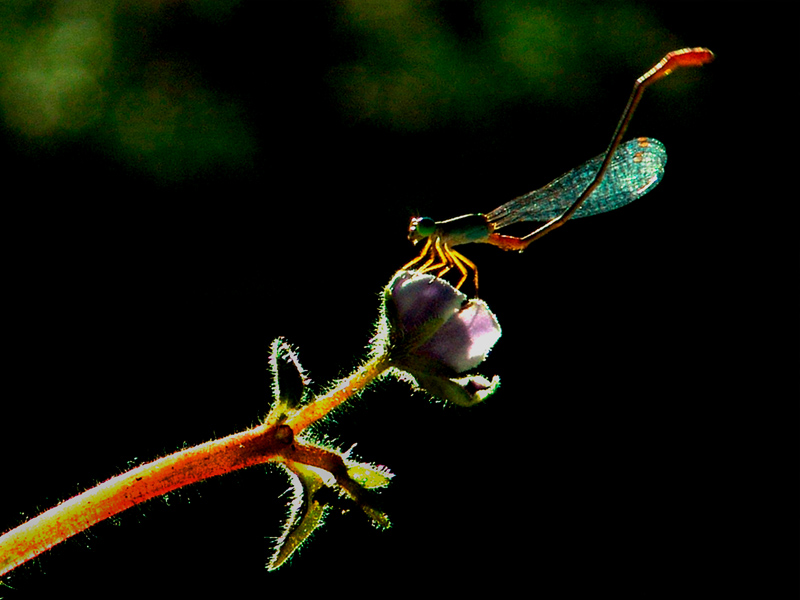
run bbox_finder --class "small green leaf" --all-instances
[412,372,501,407]
[265,338,310,425]
[346,462,393,490]
[267,462,329,571]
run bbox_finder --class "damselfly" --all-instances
[402,47,714,290]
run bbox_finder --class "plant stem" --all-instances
[284,356,390,433]
[0,355,390,576]
[0,422,292,576]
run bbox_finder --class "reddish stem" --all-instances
[0,422,292,576]
[284,356,389,433]
[0,356,390,576]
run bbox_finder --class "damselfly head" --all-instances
[407,216,436,244]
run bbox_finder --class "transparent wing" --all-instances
[486,137,667,228]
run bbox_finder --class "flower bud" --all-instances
[380,270,501,406]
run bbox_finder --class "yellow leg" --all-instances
[401,238,434,271]
[401,237,478,292]
[434,240,457,280]
[434,246,463,289]
[422,237,449,274]
[448,247,478,291]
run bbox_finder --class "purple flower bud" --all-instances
[389,270,465,335]
[380,271,501,406]
[416,298,502,373]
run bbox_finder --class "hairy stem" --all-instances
[283,356,390,433]
[0,422,293,576]
[0,355,389,576]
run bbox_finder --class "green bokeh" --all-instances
[327,0,678,130]
[0,0,255,183]
[0,1,684,181]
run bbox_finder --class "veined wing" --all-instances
[486,137,667,228]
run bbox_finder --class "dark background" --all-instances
[1,1,794,597]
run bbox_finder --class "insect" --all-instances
[402,47,714,291]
